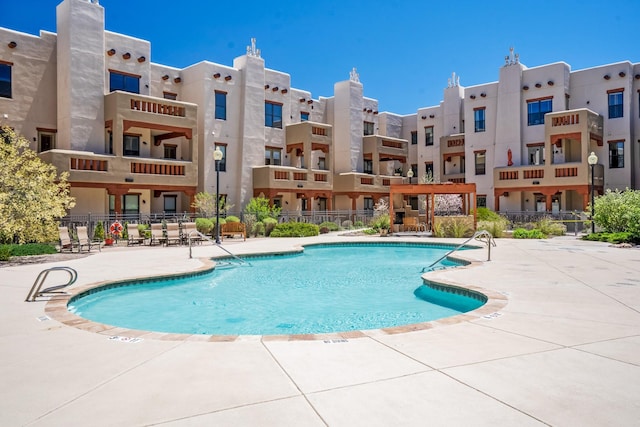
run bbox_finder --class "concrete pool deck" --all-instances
[1,235,639,426]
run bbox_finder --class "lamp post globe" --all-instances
[587,152,598,233]
[213,146,224,243]
[406,168,414,184]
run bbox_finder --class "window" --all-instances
[164,195,177,213]
[163,92,177,100]
[424,126,434,146]
[123,135,140,156]
[474,151,486,175]
[527,98,552,126]
[410,164,417,178]
[265,101,282,128]
[38,129,56,152]
[364,159,373,174]
[318,157,326,170]
[424,162,434,179]
[123,194,139,215]
[215,91,227,120]
[609,141,624,168]
[265,147,281,165]
[476,195,487,208]
[608,90,623,119]
[363,121,374,136]
[109,71,139,94]
[215,144,227,171]
[300,112,309,121]
[474,108,486,132]
[0,62,12,98]
[411,131,417,145]
[364,197,374,211]
[164,144,177,159]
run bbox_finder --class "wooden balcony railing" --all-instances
[499,170,519,180]
[70,158,108,172]
[131,162,185,175]
[360,177,374,185]
[555,167,578,177]
[314,173,328,182]
[130,99,186,117]
[523,169,544,179]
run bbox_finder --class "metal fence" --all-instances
[499,210,589,235]
[58,209,590,238]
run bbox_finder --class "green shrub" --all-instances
[93,221,105,240]
[319,221,339,231]
[341,220,353,229]
[270,222,319,237]
[433,216,474,238]
[473,207,503,222]
[535,217,566,236]
[369,214,390,232]
[363,228,378,235]
[225,215,240,223]
[263,217,278,236]
[593,188,640,237]
[582,232,636,244]
[137,223,151,238]
[513,228,545,239]
[121,221,129,240]
[195,218,213,234]
[0,243,57,258]
[354,220,365,228]
[0,245,11,261]
[477,219,508,238]
[253,221,266,236]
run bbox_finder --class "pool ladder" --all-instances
[25,266,78,302]
[421,230,495,273]
[187,230,251,267]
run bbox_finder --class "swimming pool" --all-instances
[69,242,486,336]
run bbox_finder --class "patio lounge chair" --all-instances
[58,226,76,252]
[149,223,166,246]
[127,223,146,246]
[165,223,182,246]
[181,222,201,245]
[76,226,101,252]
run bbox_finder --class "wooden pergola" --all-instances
[389,182,478,231]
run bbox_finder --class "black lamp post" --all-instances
[213,146,224,243]
[587,151,598,233]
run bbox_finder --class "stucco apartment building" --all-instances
[1,0,638,219]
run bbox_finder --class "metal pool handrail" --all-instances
[187,230,251,266]
[25,266,78,302]
[421,230,495,273]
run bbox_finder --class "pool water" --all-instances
[69,243,485,335]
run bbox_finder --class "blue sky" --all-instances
[2,0,639,115]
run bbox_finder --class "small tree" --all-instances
[192,192,234,217]
[244,196,281,222]
[0,126,75,243]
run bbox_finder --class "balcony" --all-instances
[286,121,332,153]
[105,91,197,137]
[363,135,408,162]
[333,172,404,193]
[253,166,333,191]
[40,150,197,187]
[493,162,603,189]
